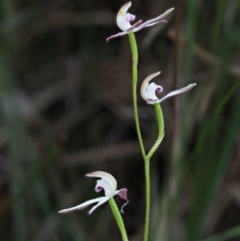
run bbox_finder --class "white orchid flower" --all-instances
[59,171,128,215]
[106,2,174,42]
[141,72,197,104]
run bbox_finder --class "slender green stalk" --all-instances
[128,33,146,158]
[108,198,129,241]
[128,32,149,241]
[128,32,165,241]
[143,159,150,241]
[147,104,165,160]
[145,104,164,241]
[128,33,138,83]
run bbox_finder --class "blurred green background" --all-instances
[0,0,240,240]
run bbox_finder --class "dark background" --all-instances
[0,0,240,240]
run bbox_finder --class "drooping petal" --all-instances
[86,171,117,197]
[115,188,128,201]
[88,196,110,215]
[107,20,143,42]
[58,197,104,214]
[116,2,133,31]
[157,83,197,103]
[140,71,162,103]
[106,31,128,42]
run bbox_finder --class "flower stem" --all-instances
[147,104,165,160]
[143,104,164,241]
[108,198,129,241]
[128,33,165,241]
[144,158,150,241]
[128,33,146,158]
[128,32,151,241]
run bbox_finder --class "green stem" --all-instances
[147,104,165,160]
[144,159,150,241]
[144,104,164,241]
[128,32,165,241]
[108,198,129,241]
[128,32,151,241]
[128,33,146,158]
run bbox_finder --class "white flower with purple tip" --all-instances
[106,2,174,42]
[59,171,128,215]
[141,72,197,104]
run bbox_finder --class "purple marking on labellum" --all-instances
[126,14,136,22]
[95,186,102,192]
[156,87,163,93]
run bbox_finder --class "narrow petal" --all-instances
[115,188,128,201]
[88,196,110,214]
[133,20,167,32]
[58,197,104,214]
[157,83,197,103]
[126,20,143,32]
[145,20,168,27]
[117,2,132,31]
[140,71,161,101]
[106,31,127,42]
[86,171,117,195]
[133,7,174,33]
[142,8,174,26]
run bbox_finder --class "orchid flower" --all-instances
[59,171,128,215]
[141,72,197,104]
[106,2,174,42]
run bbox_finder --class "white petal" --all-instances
[88,196,110,214]
[116,2,132,31]
[106,31,127,42]
[133,8,173,33]
[140,72,161,102]
[147,83,162,102]
[133,20,168,33]
[157,83,197,103]
[142,8,174,26]
[96,179,114,197]
[58,197,104,214]
[86,171,117,195]
[126,20,142,32]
